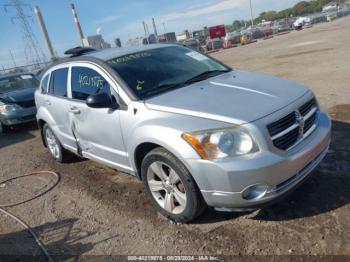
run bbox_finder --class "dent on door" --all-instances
[68,105,87,155]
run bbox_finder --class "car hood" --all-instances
[0,88,36,104]
[145,70,309,125]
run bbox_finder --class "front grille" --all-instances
[16,100,35,108]
[21,114,36,121]
[304,111,317,133]
[272,127,300,150]
[267,98,318,150]
[267,112,296,137]
[299,98,317,116]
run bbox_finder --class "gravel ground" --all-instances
[0,17,350,261]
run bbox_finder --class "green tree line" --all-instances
[226,0,346,31]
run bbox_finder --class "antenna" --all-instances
[3,0,46,68]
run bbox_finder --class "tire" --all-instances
[141,147,206,223]
[43,124,71,163]
[0,122,8,134]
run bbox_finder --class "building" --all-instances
[114,38,121,48]
[83,35,111,49]
[126,34,157,46]
[157,32,176,43]
[176,30,190,42]
[192,27,208,39]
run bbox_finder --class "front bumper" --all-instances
[0,106,37,126]
[186,111,331,209]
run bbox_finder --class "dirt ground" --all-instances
[1,17,350,261]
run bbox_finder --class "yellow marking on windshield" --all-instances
[136,80,145,91]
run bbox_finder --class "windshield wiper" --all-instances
[141,83,184,98]
[183,69,231,85]
[141,69,231,99]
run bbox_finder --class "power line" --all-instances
[3,0,46,68]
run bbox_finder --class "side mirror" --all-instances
[86,92,117,109]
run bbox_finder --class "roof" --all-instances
[84,43,175,61]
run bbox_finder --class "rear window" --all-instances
[49,68,68,97]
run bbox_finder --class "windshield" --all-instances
[107,46,230,99]
[0,74,39,94]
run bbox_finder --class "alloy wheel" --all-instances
[147,161,187,214]
[45,128,60,159]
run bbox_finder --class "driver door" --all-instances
[67,65,131,172]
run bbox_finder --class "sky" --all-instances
[0,0,302,68]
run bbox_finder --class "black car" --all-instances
[0,73,39,133]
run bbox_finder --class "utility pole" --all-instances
[162,22,168,42]
[249,0,254,27]
[3,0,46,67]
[70,3,85,46]
[9,50,17,67]
[152,17,158,36]
[142,21,149,44]
[34,6,55,60]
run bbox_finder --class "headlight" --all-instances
[182,127,258,160]
[0,103,22,113]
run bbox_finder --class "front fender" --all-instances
[124,109,234,176]
[129,124,200,172]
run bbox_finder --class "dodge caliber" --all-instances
[35,44,331,222]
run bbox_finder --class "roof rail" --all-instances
[64,46,96,57]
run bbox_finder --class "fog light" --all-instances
[242,184,268,200]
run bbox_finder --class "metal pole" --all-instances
[145,22,150,44]
[152,17,158,36]
[142,21,149,45]
[142,21,147,36]
[249,0,254,27]
[70,3,85,46]
[34,6,55,60]
[162,23,168,42]
[9,50,17,67]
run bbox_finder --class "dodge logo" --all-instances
[295,110,305,138]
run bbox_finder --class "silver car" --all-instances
[35,44,331,222]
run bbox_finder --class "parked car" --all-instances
[272,20,291,33]
[35,44,331,223]
[183,38,201,51]
[293,17,312,29]
[0,73,39,133]
[240,27,263,40]
[224,31,241,47]
[206,38,224,50]
[257,22,274,37]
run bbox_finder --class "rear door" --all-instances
[45,67,76,151]
[67,64,130,172]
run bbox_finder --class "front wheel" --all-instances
[141,147,206,223]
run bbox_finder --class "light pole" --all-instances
[249,0,254,27]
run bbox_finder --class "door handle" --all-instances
[69,106,81,114]
[44,100,51,106]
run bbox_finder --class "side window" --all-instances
[41,74,49,93]
[71,67,111,101]
[49,68,68,97]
